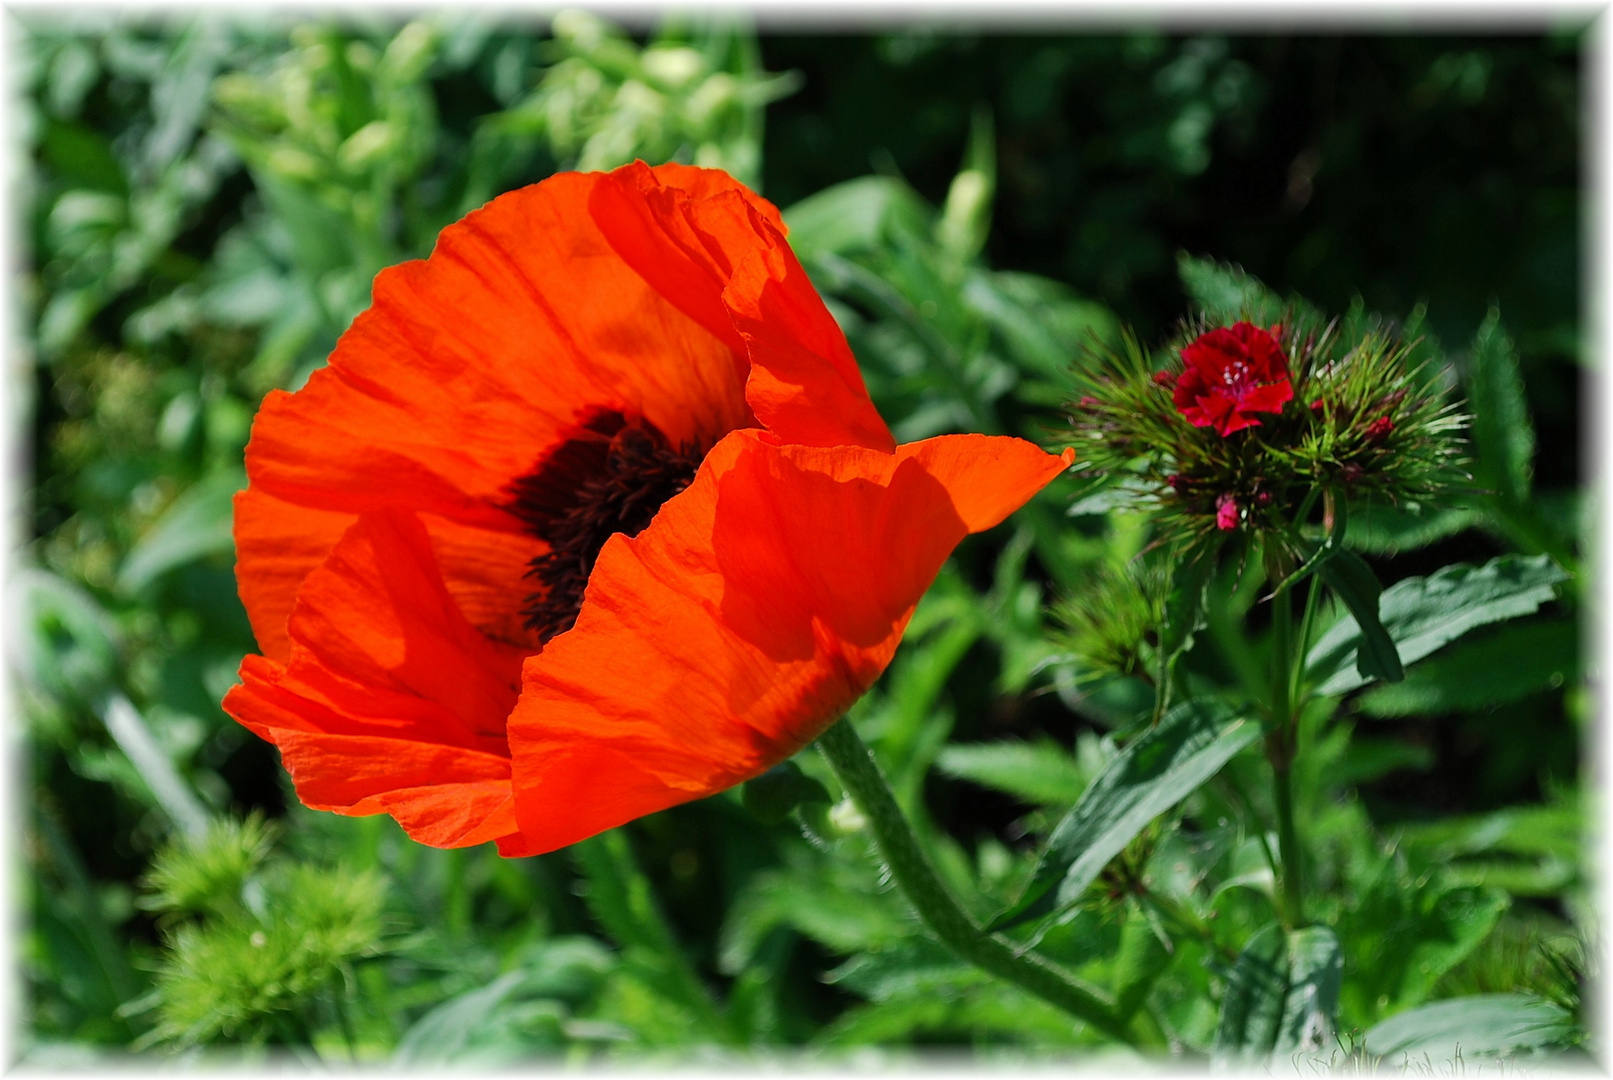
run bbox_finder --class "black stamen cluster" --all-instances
[507,411,704,642]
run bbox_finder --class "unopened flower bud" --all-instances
[1153,370,1174,387]
[1310,398,1326,412]
[1080,395,1100,408]
[1215,493,1239,531]
[1341,464,1364,484]
[1365,416,1394,441]
[1255,490,1272,506]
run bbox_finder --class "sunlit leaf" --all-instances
[1364,994,1576,1060]
[1307,554,1569,697]
[990,701,1260,932]
[1213,924,1341,1067]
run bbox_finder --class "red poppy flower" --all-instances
[1173,322,1293,436]
[222,162,1073,857]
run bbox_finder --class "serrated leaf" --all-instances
[1307,554,1568,697]
[1213,924,1341,1068]
[1357,619,1576,717]
[570,831,733,1042]
[1176,253,1321,328]
[1364,994,1576,1060]
[934,740,1089,807]
[1317,549,1403,683]
[823,938,976,1002]
[1466,309,1535,502]
[989,701,1260,932]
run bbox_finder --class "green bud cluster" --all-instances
[133,816,388,1050]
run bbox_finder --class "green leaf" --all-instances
[782,175,931,262]
[1307,554,1568,697]
[1336,864,1509,1026]
[934,739,1089,807]
[989,701,1260,931]
[1176,253,1322,328]
[1333,735,1434,786]
[1317,549,1403,683]
[1161,535,1222,662]
[823,938,975,1002]
[1345,500,1480,556]
[1363,994,1576,1060]
[1357,619,1576,717]
[964,270,1119,381]
[102,695,210,839]
[1112,906,1173,1019]
[117,468,245,594]
[393,938,614,1066]
[717,863,912,975]
[741,759,831,825]
[1213,924,1341,1067]
[571,831,735,1043]
[15,567,120,704]
[813,981,1080,1047]
[1396,795,1580,862]
[1466,308,1535,502]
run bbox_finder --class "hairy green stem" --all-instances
[816,719,1147,1046]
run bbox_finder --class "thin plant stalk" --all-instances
[1265,547,1305,926]
[815,718,1153,1047]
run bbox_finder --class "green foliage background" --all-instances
[15,12,1589,1066]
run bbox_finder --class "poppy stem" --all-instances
[815,718,1149,1047]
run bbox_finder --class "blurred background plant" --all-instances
[15,10,1588,1066]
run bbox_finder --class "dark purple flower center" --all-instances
[507,410,705,642]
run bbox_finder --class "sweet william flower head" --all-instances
[1063,309,1466,544]
[224,162,1073,857]
[1173,322,1294,436]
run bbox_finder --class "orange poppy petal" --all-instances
[233,488,352,664]
[233,491,542,662]
[592,163,894,453]
[505,430,1070,853]
[224,509,526,848]
[244,168,752,531]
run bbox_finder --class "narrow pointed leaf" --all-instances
[1317,549,1403,683]
[1466,309,1535,502]
[1308,554,1569,696]
[988,701,1259,931]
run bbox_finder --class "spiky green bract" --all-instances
[140,814,278,921]
[139,821,388,1050]
[1053,560,1167,686]
[1063,313,1468,547]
